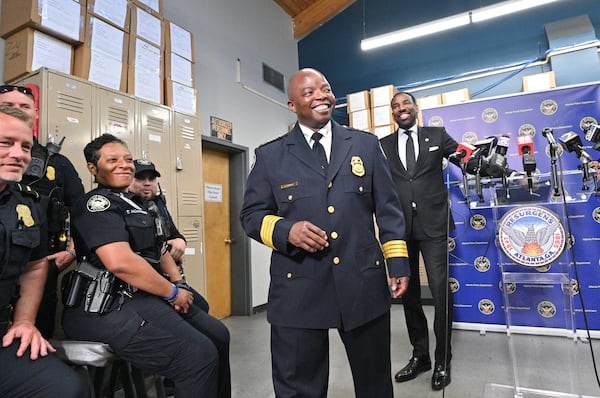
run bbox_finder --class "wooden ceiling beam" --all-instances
[292,0,356,40]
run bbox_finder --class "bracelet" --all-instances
[173,279,191,292]
[162,283,178,301]
[66,248,76,258]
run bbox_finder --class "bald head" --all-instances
[286,68,335,131]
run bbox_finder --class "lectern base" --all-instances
[484,383,599,398]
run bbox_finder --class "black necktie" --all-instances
[404,130,416,173]
[311,132,328,172]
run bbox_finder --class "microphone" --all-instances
[472,136,498,158]
[559,131,593,161]
[584,124,600,151]
[448,142,476,163]
[517,135,536,174]
[542,128,558,147]
[485,134,510,178]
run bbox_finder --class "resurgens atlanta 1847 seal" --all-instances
[498,206,566,267]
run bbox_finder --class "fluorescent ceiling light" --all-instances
[471,0,560,23]
[361,0,561,51]
[361,14,470,51]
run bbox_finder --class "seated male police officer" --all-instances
[0,104,89,398]
[0,84,85,338]
[62,134,227,398]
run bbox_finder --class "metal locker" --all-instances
[136,100,175,217]
[96,87,137,155]
[16,69,94,191]
[172,112,203,217]
[178,216,206,296]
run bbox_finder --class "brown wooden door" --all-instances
[202,147,231,319]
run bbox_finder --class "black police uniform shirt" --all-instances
[0,184,48,307]
[71,185,162,273]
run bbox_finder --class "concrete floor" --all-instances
[220,305,600,398]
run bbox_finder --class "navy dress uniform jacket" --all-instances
[379,126,458,238]
[241,121,409,331]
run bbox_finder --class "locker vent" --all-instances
[263,63,285,92]
[181,192,200,206]
[180,125,196,140]
[181,227,199,241]
[147,115,166,134]
[57,92,85,113]
[108,106,129,126]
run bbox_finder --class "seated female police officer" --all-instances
[62,133,230,398]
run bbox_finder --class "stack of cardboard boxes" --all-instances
[346,84,397,139]
[1,0,197,115]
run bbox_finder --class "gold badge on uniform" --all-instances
[46,166,56,181]
[16,204,35,227]
[350,156,365,177]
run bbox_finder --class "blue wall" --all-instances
[298,0,600,120]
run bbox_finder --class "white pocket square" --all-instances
[429,146,439,151]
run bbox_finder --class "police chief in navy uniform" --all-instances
[240,68,410,398]
[0,104,89,398]
[62,134,227,398]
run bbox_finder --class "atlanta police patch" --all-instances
[498,206,566,268]
[87,194,111,212]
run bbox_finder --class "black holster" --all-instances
[64,261,116,314]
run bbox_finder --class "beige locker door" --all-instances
[96,87,137,157]
[18,71,94,191]
[173,112,203,217]
[178,216,206,297]
[137,101,175,216]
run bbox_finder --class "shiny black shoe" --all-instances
[395,356,432,382]
[431,364,451,390]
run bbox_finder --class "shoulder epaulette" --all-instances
[258,132,288,148]
[14,183,40,200]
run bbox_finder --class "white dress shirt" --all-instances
[299,121,332,162]
[397,125,419,169]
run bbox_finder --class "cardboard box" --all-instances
[373,124,396,139]
[81,15,128,60]
[346,90,370,113]
[0,0,85,44]
[523,71,556,92]
[416,94,442,109]
[164,20,194,62]
[129,3,163,47]
[370,84,397,108]
[4,28,73,83]
[371,105,393,127]
[127,64,163,104]
[165,78,197,115]
[87,0,130,31]
[128,0,163,19]
[349,109,371,131]
[442,88,470,105]
[128,36,162,73]
[164,51,194,87]
[74,47,128,92]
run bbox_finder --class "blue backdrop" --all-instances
[421,82,600,332]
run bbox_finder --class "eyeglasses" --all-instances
[0,85,34,99]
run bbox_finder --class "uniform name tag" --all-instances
[280,181,299,189]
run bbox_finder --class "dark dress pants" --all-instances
[0,341,90,398]
[271,311,393,398]
[403,214,453,366]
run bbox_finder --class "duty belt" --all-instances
[0,304,13,335]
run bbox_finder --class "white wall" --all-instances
[0,0,300,308]
[164,0,299,308]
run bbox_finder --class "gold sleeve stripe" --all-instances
[260,215,284,250]
[382,240,408,259]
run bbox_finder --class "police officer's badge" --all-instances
[16,204,35,227]
[350,156,365,177]
[46,165,56,181]
[87,195,111,212]
[137,159,152,165]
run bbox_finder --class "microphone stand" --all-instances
[460,160,470,201]
[475,155,484,202]
[548,143,561,196]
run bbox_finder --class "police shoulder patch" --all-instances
[87,194,111,212]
